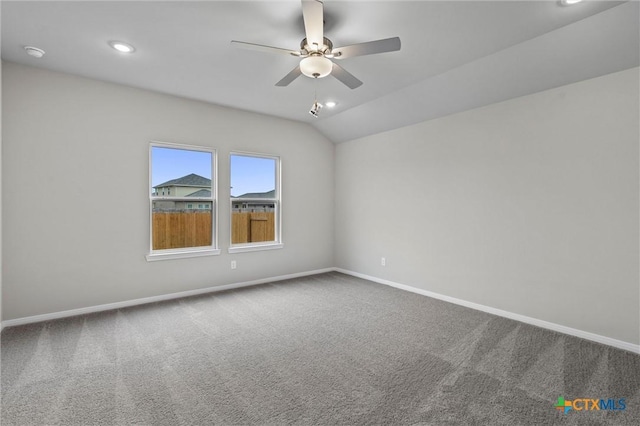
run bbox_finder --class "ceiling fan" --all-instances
[231,0,401,89]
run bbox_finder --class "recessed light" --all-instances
[560,0,584,6]
[24,46,45,58]
[325,101,336,108]
[108,41,135,53]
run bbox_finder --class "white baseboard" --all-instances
[335,268,640,355]
[1,268,334,329]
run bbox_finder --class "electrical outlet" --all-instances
[231,260,237,270]
[381,257,386,266]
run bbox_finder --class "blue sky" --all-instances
[230,155,275,197]
[151,146,275,197]
[151,147,211,186]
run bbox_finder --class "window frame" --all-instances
[146,141,220,261]
[228,151,282,253]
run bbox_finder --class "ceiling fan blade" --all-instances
[333,37,401,59]
[331,62,363,89]
[231,40,301,57]
[275,66,302,87]
[302,0,324,50]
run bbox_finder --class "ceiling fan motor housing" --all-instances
[300,37,334,56]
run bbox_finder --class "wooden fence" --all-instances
[152,211,275,250]
[152,212,212,250]
[231,212,275,244]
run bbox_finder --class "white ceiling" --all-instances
[2,1,638,143]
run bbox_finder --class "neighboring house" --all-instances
[181,189,213,211]
[153,173,211,197]
[152,175,275,212]
[232,190,275,212]
[152,173,212,212]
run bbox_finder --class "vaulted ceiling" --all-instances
[2,1,638,143]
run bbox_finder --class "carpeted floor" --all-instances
[1,272,639,425]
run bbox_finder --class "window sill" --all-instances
[228,243,284,254]
[146,248,221,262]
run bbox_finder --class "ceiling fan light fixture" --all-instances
[300,56,332,79]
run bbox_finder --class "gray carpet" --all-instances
[1,272,639,425]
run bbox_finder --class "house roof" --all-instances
[155,173,211,188]
[234,190,275,199]
[186,189,212,198]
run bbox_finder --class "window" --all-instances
[146,142,219,261]
[230,152,281,252]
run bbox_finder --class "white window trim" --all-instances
[228,151,282,253]
[147,141,219,261]
[228,243,283,254]
[146,247,221,262]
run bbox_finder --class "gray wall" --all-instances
[335,68,639,345]
[0,56,3,326]
[3,61,638,347]
[2,62,335,320]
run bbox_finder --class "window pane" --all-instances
[151,147,212,196]
[230,155,275,198]
[230,154,277,244]
[151,146,213,250]
[151,210,212,250]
